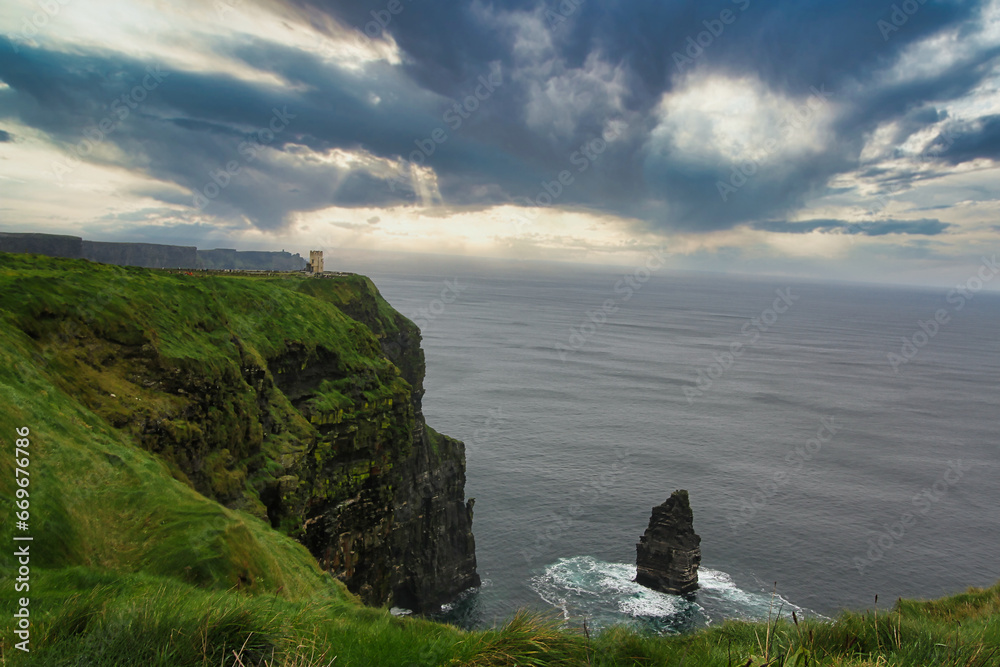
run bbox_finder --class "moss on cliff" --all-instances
[0,252,477,612]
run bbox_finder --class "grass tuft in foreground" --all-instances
[3,576,998,665]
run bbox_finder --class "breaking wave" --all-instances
[529,556,808,634]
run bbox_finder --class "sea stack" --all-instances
[635,490,702,595]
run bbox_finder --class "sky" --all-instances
[1,0,999,286]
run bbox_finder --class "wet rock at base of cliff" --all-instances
[635,489,701,596]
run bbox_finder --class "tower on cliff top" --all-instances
[309,250,324,274]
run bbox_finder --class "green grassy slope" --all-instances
[0,260,338,593]
[0,253,996,666]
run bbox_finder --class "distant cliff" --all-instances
[197,248,307,271]
[0,232,307,271]
[0,231,83,257]
[84,240,198,268]
[0,252,477,611]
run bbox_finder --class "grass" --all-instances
[0,568,467,666]
[3,580,998,665]
[0,252,416,519]
[0,252,997,666]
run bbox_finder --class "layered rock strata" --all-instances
[635,490,701,595]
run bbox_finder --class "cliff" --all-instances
[83,240,198,269]
[0,252,477,611]
[197,248,306,270]
[0,231,83,257]
[0,232,307,270]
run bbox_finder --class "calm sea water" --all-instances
[338,256,1000,633]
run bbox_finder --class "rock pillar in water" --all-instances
[635,489,701,595]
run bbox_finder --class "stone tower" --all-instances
[309,250,324,274]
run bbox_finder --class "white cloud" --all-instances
[0,0,403,88]
[478,4,632,142]
[521,52,630,140]
[649,74,836,166]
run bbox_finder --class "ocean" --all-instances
[336,255,1000,634]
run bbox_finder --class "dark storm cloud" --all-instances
[932,114,1000,164]
[268,0,978,103]
[0,37,537,226]
[833,43,1000,144]
[0,129,12,142]
[258,0,994,233]
[263,0,529,94]
[1,0,997,234]
[754,218,951,236]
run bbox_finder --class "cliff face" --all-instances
[197,248,306,271]
[0,232,306,270]
[264,315,479,609]
[0,231,83,257]
[635,490,701,596]
[83,240,198,268]
[0,254,477,611]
